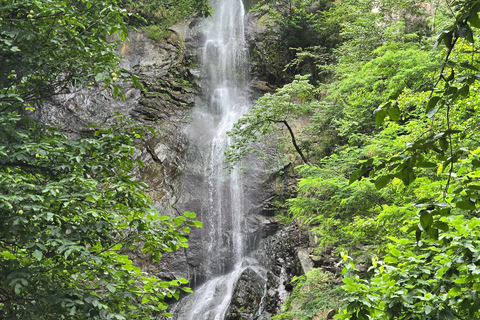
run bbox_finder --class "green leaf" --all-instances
[416,229,422,242]
[0,251,17,260]
[387,106,400,121]
[434,221,449,231]
[439,138,449,152]
[425,305,435,315]
[417,161,437,168]
[427,226,439,239]
[459,23,472,41]
[456,200,476,210]
[458,84,470,97]
[113,85,119,98]
[183,211,196,219]
[375,109,388,127]
[390,247,401,257]
[438,308,455,320]
[375,175,392,190]
[182,287,193,293]
[33,250,43,261]
[443,31,453,49]
[470,2,480,28]
[420,212,433,230]
[349,168,362,184]
[427,107,439,118]
[384,256,398,264]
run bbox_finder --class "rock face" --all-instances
[32,8,311,319]
[223,222,310,320]
[32,25,200,214]
[225,267,266,320]
[32,24,202,280]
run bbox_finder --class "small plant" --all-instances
[273,268,345,320]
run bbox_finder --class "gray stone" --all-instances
[297,249,314,274]
[225,267,266,320]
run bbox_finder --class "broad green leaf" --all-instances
[456,200,476,210]
[470,2,480,28]
[375,175,392,190]
[434,221,449,231]
[375,109,388,127]
[390,247,401,257]
[425,96,441,118]
[387,106,400,121]
[33,250,43,261]
[420,212,433,230]
[0,251,17,260]
[384,256,398,264]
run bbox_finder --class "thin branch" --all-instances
[265,117,309,164]
[443,102,454,200]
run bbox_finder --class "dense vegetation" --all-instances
[4,0,480,318]
[124,0,212,41]
[228,0,480,319]
[0,0,207,318]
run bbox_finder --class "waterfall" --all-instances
[173,0,269,319]
[201,0,250,278]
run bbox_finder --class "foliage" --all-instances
[251,0,341,83]
[237,0,480,318]
[124,0,212,39]
[288,161,417,252]
[0,0,203,318]
[328,35,440,139]
[272,268,345,320]
[0,114,202,319]
[0,0,132,110]
[226,75,320,165]
[339,215,480,320]
[336,0,480,318]
[331,0,429,65]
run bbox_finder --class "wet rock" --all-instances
[250,222,309,315]
[225,267,266,320]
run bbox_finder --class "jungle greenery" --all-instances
[0,0,207,318]
[124,0,212,41]
[228,0,480,319]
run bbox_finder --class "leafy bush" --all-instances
[0,114,202,319]
[273,268,345,320]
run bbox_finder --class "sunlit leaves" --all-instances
[340,214,480,320]
[226,75,319,165]
[338,0,480,318]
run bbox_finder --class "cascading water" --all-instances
[201,0,249,278]
[173,0,269,319]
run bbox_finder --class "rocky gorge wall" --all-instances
[32,10,313,318]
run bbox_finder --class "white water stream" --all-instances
[173,0,269,318]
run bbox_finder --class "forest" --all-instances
[1,0,480,319]
[230,0,480,319]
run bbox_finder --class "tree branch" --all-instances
[265,118,309,164]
